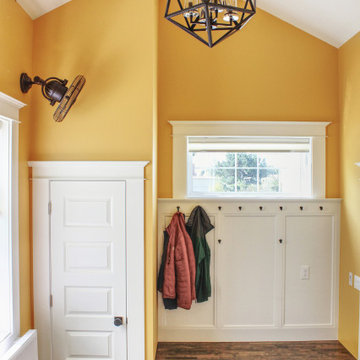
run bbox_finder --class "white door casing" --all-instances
[30,161,148,360]
[50,181,127,360]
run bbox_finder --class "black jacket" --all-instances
[186,206,214,303]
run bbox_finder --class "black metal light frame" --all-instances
[165,0,256,48]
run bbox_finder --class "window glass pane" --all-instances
[237,169,257,192]
[237,153,257,167]
[259,168,280,192]
[188,137,312,197]
[214,169,235,192]
[0,120,11,344]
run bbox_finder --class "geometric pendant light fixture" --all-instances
[165,0,256,48]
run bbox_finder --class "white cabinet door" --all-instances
[219,215,277,328]
[50,181,127,360]
[284,215,334,326]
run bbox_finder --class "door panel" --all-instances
[50,181,126,360]
[284,215,333,326]
[219,215,277,327]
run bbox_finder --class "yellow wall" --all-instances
[338,31,360,358]
[158,6,340,198]
[0,0,33,335]
[31,0,158,358]
[4,1,357,359]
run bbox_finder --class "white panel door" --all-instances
[219,215,277,327]
[50,181,127,360]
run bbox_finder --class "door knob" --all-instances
[114,316,124,327]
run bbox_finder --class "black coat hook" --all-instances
[177,206,180,212]
[280,206,283,211]
[238,206,242,211]
[218,206,222,211]
[320,206,323,211]
[259,206,263,211]
[300,206,303,211]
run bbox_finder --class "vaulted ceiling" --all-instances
[16,0,360,48]
[16,0,72,20]
[257,0,360,48]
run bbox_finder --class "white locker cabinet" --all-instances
[158,199,340,342]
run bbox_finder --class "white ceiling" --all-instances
[257,0,360,48]
[16,0,360,47]
[16,0,72,20]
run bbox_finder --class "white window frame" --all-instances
[0,92,26,356]
[170,121,330,199]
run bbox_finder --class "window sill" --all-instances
[158,197,342,202]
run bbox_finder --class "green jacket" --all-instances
[186,206,214,303]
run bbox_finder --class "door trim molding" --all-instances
[29,161,149,360]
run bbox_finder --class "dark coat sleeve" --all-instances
[157,230,177,310]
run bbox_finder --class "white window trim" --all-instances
[0,92,26,356]
[170,121,330,199]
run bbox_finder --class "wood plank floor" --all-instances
[156,341,356,360]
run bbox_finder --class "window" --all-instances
[0,119,12,346]
[188,137,312,197]
[0,92,24,356]
[171,121,329,198]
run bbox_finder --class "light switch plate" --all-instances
[354,275,360,291]
[300,265,310,280]
[349,272,353,286]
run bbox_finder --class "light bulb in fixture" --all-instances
[223,11,239,22]
[184,0,199,18]
[210,0,224,12]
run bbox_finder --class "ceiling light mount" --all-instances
[20,73,86,122]
[165,0,256,47]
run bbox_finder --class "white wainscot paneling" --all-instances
[220,216,276,328]
[158,199,340,342]
[284,216,334,326]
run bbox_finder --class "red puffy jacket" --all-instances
[162,212,196,310]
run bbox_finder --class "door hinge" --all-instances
[50,294,53,307]
[48,201,52,215]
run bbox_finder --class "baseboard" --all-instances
[159,327,338,342]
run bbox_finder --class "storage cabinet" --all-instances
[158,200,340,342]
